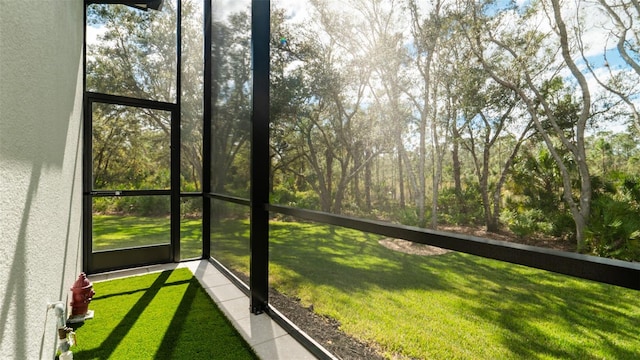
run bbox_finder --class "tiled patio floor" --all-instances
[88,260,322,360]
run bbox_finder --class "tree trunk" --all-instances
[397,138,406,209]
[418,111,427,227]
[452,127,462,199]
[353,144,362,208]
[364,149,372,211]
[430,86,440,229]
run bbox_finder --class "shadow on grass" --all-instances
[73,271,173,359]
[73,269,257,360]
[213,219,640,359]
[154,278,199,359]
[89,279,191,301]
[153,278,258,360]
[453,254,640,359]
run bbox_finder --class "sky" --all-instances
[85,0,638,133]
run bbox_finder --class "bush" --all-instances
[438,186,484,226]
[549,212,574,238]
[500,208,552,238]
[397,207,419,227]
[587,194,640,261]
[270,186,320,210]
[92,196,170,217]
[127,196,170,216]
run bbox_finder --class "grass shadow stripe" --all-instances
[73,269,258,360]
[91,279,192,301]
[74,270,173,359]
[153,277,259,360]
[153,278,198,359]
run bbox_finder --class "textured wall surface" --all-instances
[0,1,84,358]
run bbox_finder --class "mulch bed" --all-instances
[230,270,385,359]
[269,290,386,360]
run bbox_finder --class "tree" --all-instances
[271,0,388,214]
[88,1,206,193]
[462,86,534,232]
[354,0,411,212]
[210,10,253,196]
[464,0,593,250]
[587,0,640,133]
[406,0,445,228]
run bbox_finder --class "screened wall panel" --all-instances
[180,0,205,192]
[266,215,640,359]
[180,197,203,259]
[86,1,178,103]
[210,200,250,284]
[209,1,252,198]
[92,196,171,251]
[92,102,171,191]
[268,0,640,262]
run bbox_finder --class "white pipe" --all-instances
[47,302,73,359]
[58,343,74,360]
[48,302,65,329]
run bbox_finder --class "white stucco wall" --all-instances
[0,1,84,359]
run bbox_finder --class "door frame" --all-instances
[83,92,181,274]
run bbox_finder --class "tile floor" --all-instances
[88,259,325,360]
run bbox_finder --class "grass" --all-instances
[92,215,202,259]
[220,219,640,360]
[70,268,257,360]
[94,215,640,359]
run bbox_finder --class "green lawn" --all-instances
[93,215,202,259]
[219,220,640,360]
[71,268,257,360]
[94,215,640,359]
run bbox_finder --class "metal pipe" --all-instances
[47,302,74,359]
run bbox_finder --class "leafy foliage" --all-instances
[438,185,485,226]
[87,0,640,260]
[586,175,640,260]
[500,208,553,238]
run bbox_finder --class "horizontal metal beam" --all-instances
[206,192,250,206]
[85,0,164,11]
[268,204,640,290]
[89,244,172,274]
[86,91,176,111]
[88,190,171,196]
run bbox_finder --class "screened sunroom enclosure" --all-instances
[84,0,271,309]
[83,0,640,358]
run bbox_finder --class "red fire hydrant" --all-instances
[70,272,95,316]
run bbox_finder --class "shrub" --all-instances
[587,193,640,261]
[270,186,320,210]
[397,207,419,227]
[438,186,484,226]
[129,196,170,216]
[500,208,552,238]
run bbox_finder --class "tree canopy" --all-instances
[88,0,640,261]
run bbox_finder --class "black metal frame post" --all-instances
[171,0,183,262]
[249,0,270,314]
[82,1,92,272]
[82,95,93,274]
[202,0,212,259]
